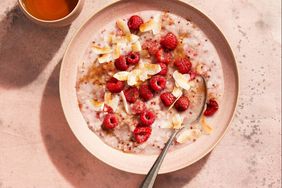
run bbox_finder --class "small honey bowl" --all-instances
[18,0,84,27]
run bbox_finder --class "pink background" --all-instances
[0,0,281,187]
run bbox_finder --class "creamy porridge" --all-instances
[76,11,223,154]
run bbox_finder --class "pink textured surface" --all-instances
[0,0,281,187]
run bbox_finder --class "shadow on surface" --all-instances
[154,153,210,188]
[40,58,209,188]
[0,5,69,89]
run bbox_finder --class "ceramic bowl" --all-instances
[18,0,84,27]
[60,0,239,174]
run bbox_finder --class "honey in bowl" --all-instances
[22,0,79,21]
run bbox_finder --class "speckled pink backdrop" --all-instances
[0,0,281,187]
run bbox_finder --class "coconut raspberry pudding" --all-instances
[76,11,223,154]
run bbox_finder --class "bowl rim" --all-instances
[18,0,83,23]
[59,0,239,174]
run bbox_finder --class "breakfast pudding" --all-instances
[76,11,223,154]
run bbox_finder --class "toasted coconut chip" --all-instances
[104,93,120,112]
[113,71,130,81]
[127,69,141,86]
[176,129,202,143]
[138,60,161,74]
[143,62,162,75]
[111,35,127,44]
[131,41,142,52]
[152,14,162,34]
[173,71,191,90]
[120,91,130,114]
[200,116,213,134]
[172,114,184,129]
[88,99,104,111]
[116,19,130,34]
[126,34,139,43]
[98,54,114,64]
[138,61,161,82]
[105,34,115,45]
[92,44,112,54]
[140,19,155,33]
[139,14,161,34]
[168,95,181,111]
[113,34,139,44]
[172,87,183,98]
[113,44,122,59]
[139,72,150,82]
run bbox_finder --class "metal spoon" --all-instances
[140,75,207,188]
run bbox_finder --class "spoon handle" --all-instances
[140,130,178,188]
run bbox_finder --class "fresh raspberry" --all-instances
[114,55,129,71]
[160,32,178,50]
[127,15,144,31]
[204,99,219,116]
[103,104,113,113]
[155,48,172,64]
[174,57,192,74]
[124,86,139,103]
[149,75,166,92]
[142,39,161,55]
[126,52,140,65]
[160,92,176,107]
[139,83,154,101]
[131,100,146,115]
[133,127,152,144]
[158,63,168,76]
[106,77,125,93]
[174,96,190,111]
[102,114,118,130]
[140,110,156,126]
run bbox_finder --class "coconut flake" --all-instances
[152,14,162,34]
[131,41,142,52]
[171,114,184,129]
[138,60,161,76]
[92,44,112,54]
[172,87,183,98]
[113,44,122,59]
[127,69,141,86]
[200,116,213,134]
[173,71,191,90]
[104,93,120,112]
[113,71,130,81]
[116,19,130,34]
[120,91,130,114]
[126,34,139,43]
[140,19,155,33]
[138,61,161,82]
[176,129,202,143]
[88,99,104,111]
[98,54,113,64]
[139,14,162,34]
[168,95,181,110]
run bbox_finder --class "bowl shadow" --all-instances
[0,5,69,89]
[40,63,210,188]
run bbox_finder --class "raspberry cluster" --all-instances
[101,14,219,145]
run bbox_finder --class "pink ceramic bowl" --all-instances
[60,0,238,174]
